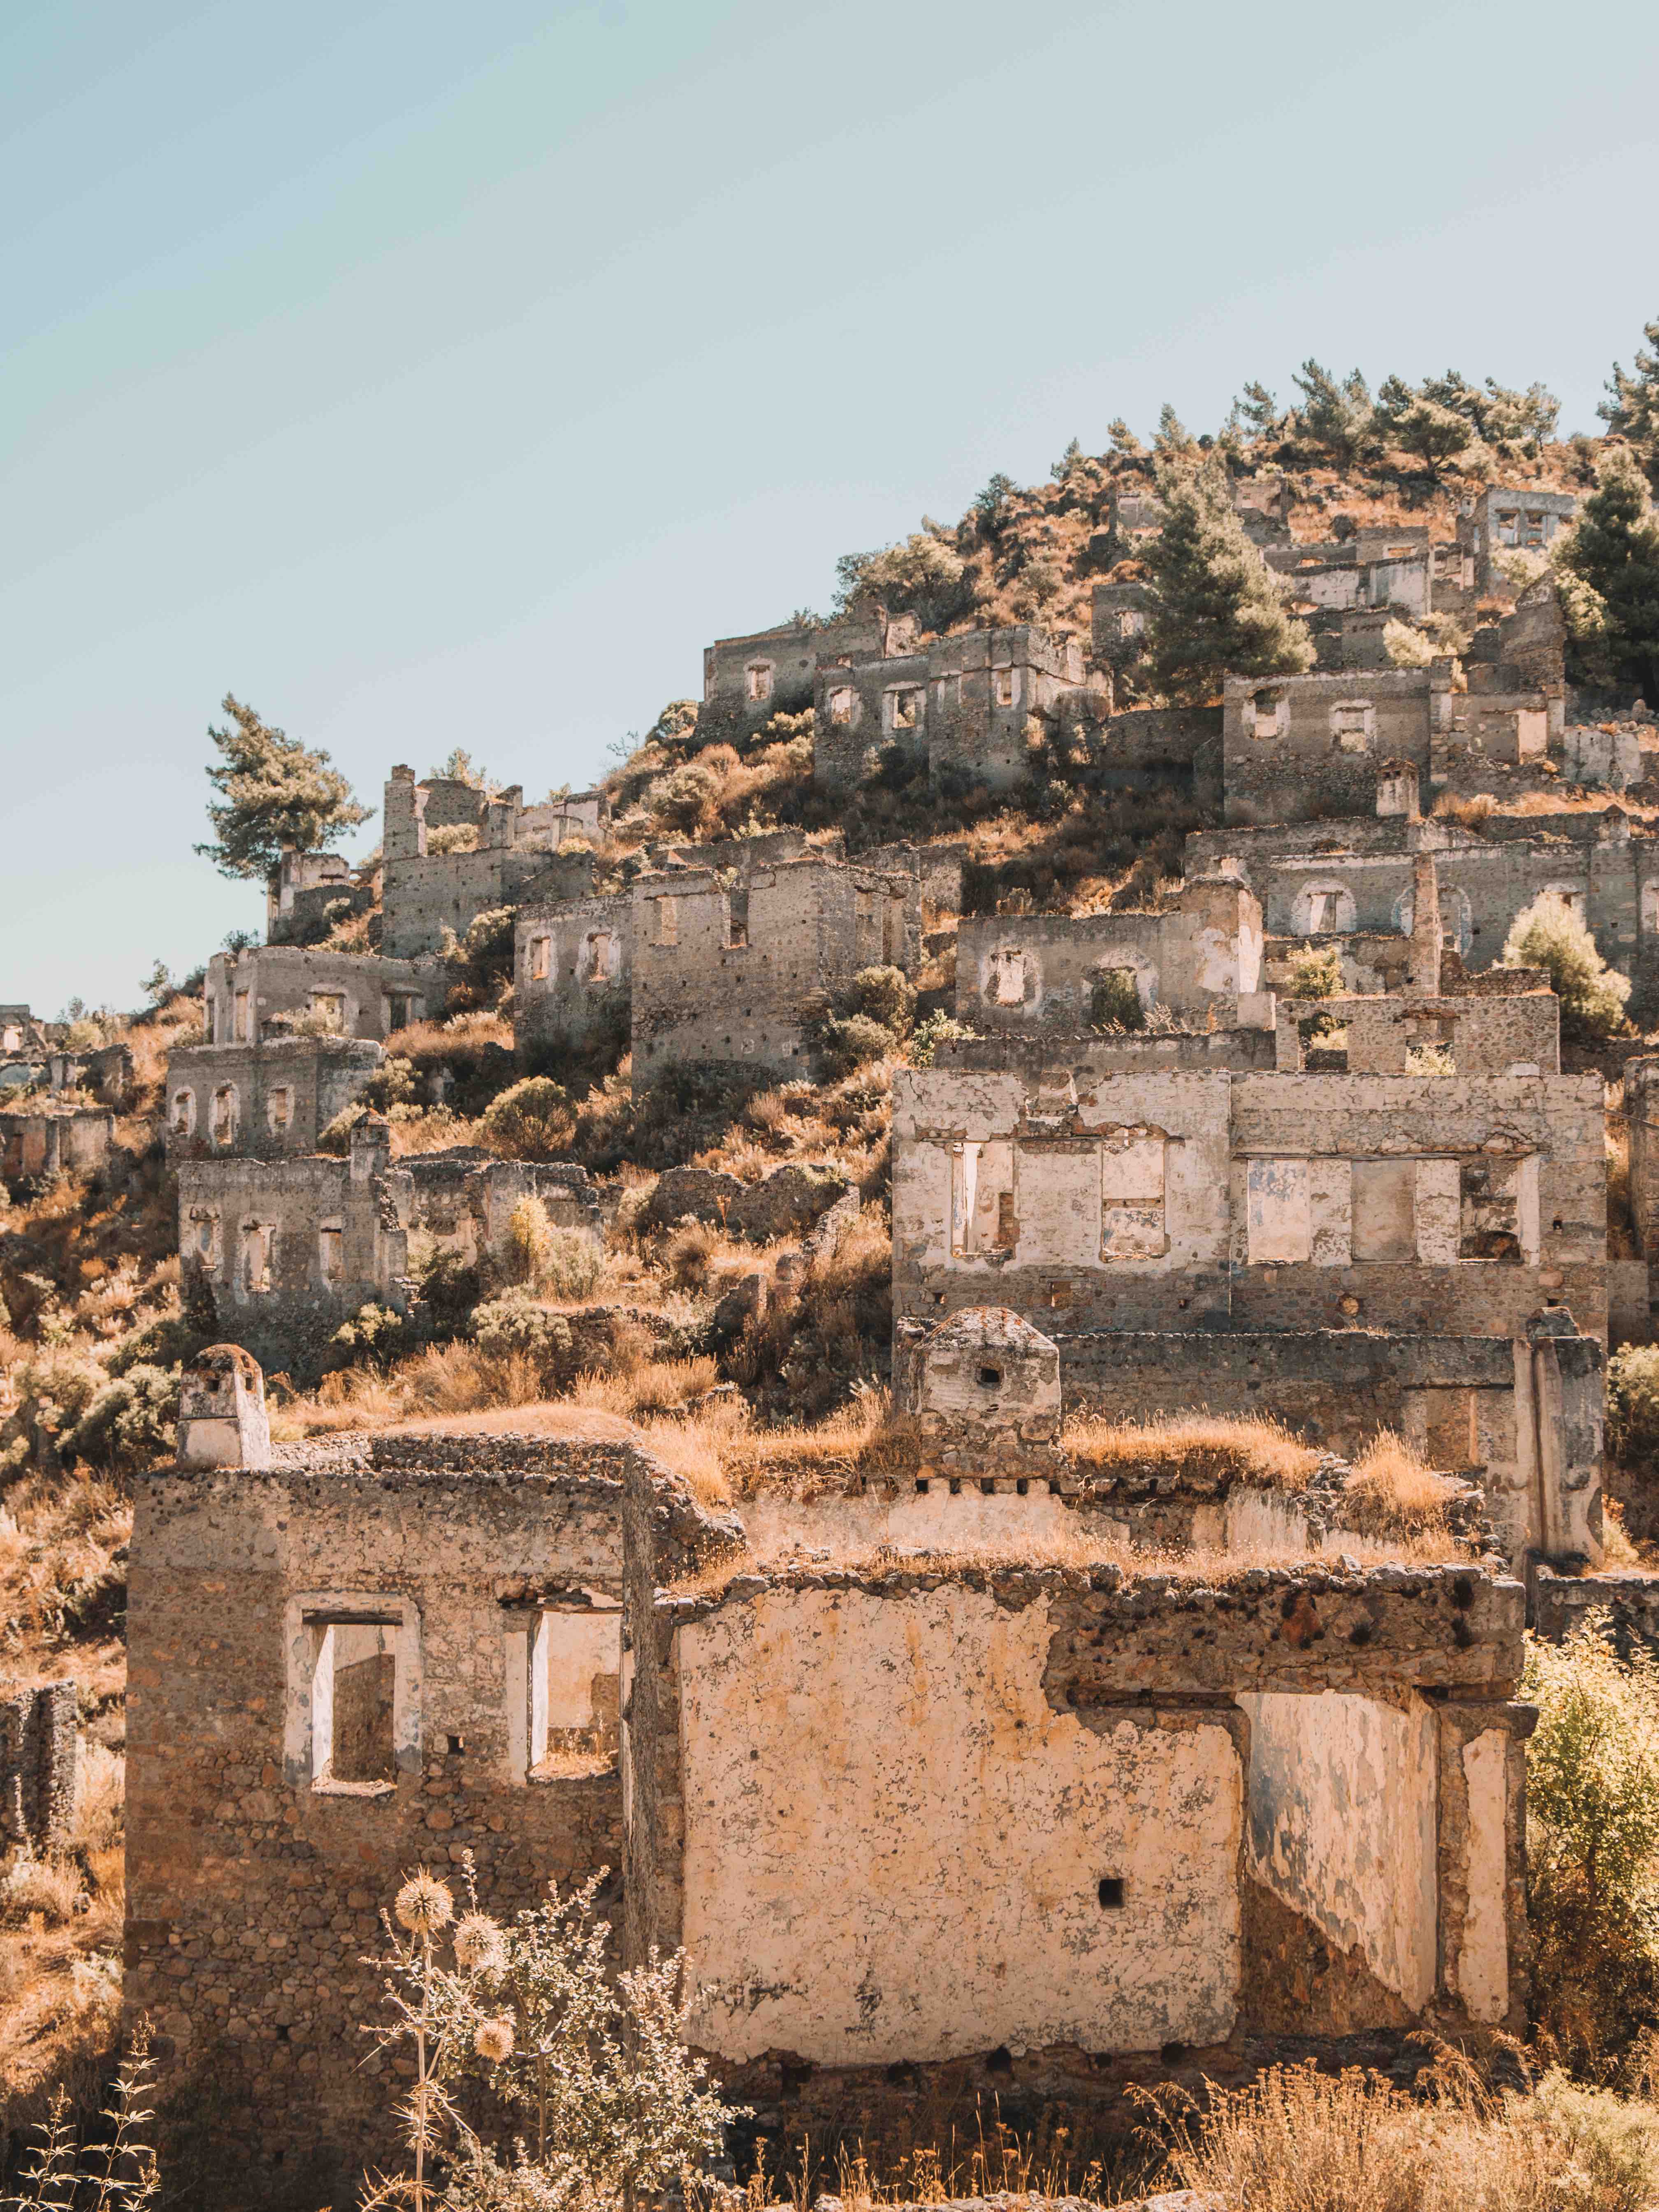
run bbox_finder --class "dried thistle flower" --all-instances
[453,1911,508,1977]
[474,2016,515,2062]
[394,1871,454,1936]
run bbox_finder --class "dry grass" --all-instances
[1061,1413,1321,1492]
[1151,2054,1659,2212]
[1345,1430,1462,1539]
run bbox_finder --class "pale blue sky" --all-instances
[5,0,1658,1012]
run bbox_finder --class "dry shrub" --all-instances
[566,1356,721,1422]
[0,1855,86,1929]
[1153,2054,1659,2212]
[1062,1413,1320,1492]
[1432,790,1497,828]
[1345,1429,1460,1537]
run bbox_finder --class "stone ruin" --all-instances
[125,1333,1546,2192]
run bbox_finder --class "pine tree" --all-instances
[1375,374,1480,474]
[1232,381,1280,440]
[195,695,371,880]
[1556,452,1659,704]
[1290,360,1375,469]
[1600,313,1659,480]
[1143,457,1314,703]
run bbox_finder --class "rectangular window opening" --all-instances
[530,1606,622,1776]
[529,937,552,983]
[310,1619,397,1787]
[1102,1131,1167,1260]
[728,889,749,949]
[319,1224,344,1284]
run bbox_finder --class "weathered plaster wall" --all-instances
[1238,1692,1437,2011]
[676,1584,1244,2063]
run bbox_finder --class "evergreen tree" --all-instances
[1153,403,1197,464]
[1375,374,1480,474]
[1232,381,1281,440]
[195,695,371,881]
[1556,452,1659,704]
[1290,360,1375,468]
[1601,313,1659,480]
[1106,418,1144,460]
[1143,456,1314,703]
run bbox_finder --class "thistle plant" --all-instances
[360,1856,745,2212]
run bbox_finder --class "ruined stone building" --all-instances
[515,892,635,1062]
[891,1024,1605,1568]
[128,1330,1542,2190]
[812,623,1100,792]
[177,1119,602,1372]
[696,614,884,752]
[956,876,1265,1033]
[0,1107,118,1184]
[206,946,441,1045]
[165,1034,384,1163]
[266,848,374,946]
[1462,485,1578,595]
[381,767,605,959]
[631,851,918,1083]
[1190,799,1658,984]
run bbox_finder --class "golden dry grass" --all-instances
[1345,1429,1462,1539]
[1061,1412,1321,1491]
[1152,2054,1659,2212]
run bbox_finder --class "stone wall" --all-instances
[165,1037,383,1162]
[123,1432,687,2191]
[207,948,440,1045]
[515,892,633,1059]
[625,1548,1529,2129]
[891,1063,1606,1347]
[0,1680,79,1852]
[631,856,916,1084]
[699,616,881,754]
[955,880,1262,1031]
[1223,668,1451,827]
[1273,990,1559,1077]
[0,1109,116,1183]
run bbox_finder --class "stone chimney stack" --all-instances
[176,1344,271,1471]
[1408,851,1442,996]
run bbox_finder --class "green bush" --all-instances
[329,1302,408,1364]
[850,964,916,1039]
[1501,893,1631,1037]
[480,1077,574,1159]
[819,1013,897,1076]
[58,1364,179,1469]
[1283,942,1346,1000]
[908,1011,975,1067]
[471,1291,574,1375]
[1608,1344,1659,1470]
[1524,1614,1659,2061]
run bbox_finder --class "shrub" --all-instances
[58,1364,178,1470]
[501,1195,602,1298]
[647,756,726,833]
[1500,893,1631,1037]
[1283,942,1346,1000]
[362,1859,744,2210]
[908,1011,975,1066]
[330,1302,409,1365]
[1609,1343,1659,1470]
[471,1291,573,1375]
[480,1077,574,1159]
[1524,1614,1659,2061]
[818,1014,895,1077]
[849,964,915,1039]
[1384,617,1437,668]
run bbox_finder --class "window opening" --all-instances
[530,1605,622,1773]
[655,897,678,947]
[728,890,749,949]
[991,949,1026,1006]
[233,989,252,1042]
[243,1223,273,1295]
[319,1225,344,1284]
[211,1085,236,1145]
[889,687,922,731]
[1101,1129,1166,1258]
[309,992,346,1034]
[267,1086,293,1135]
[585,930,613,979]
[528,936,552,983]
[171,1089,195,1136]
[389,993,415,1030]
[993,667,1016,708]
[978,1365,1002,1389]
[1251,689,1286,738]
[828,685,855,725]
[310,1618,397,1785]
[745,663,773,703]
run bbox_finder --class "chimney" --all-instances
[176,1344,271,1471]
